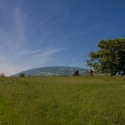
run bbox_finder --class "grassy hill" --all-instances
[0,76,125,125]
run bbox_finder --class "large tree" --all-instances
[86,38,125,75]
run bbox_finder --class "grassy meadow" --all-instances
[0,76,125,125]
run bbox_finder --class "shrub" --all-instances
[0,73,5,77]
[19,73,25,77]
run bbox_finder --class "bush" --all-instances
[19,73,25,77]
[0,73,5,77]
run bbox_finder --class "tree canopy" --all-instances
[86,38,125,75]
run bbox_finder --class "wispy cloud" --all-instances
[17,49,43,56]
[0,4,26,52]
[1,0,124,76]
[0,47,61,76]
[31,48,61,64]
[13,6,26,44]
[0,3,62,76]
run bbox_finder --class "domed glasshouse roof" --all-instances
[14,66,89,76]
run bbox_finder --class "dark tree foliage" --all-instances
[19,72,25,77]
[86,38,125,76]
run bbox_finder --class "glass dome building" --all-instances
[14,66,89,76]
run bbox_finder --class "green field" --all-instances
[0,76,125,125]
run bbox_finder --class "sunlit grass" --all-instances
[0,76,125,125]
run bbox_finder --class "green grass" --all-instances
[0,76,125,125]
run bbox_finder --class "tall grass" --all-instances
[0,76,125,125]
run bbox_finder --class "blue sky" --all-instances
[0,0,125,76]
